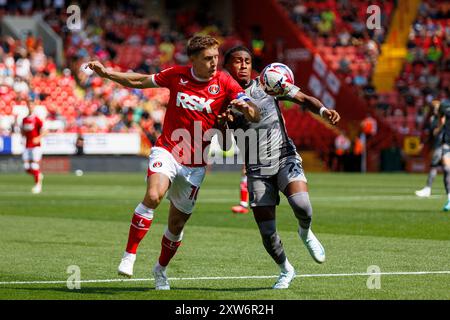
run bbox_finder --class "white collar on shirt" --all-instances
[190,67,212,82]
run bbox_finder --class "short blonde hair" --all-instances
[186,35,219,57]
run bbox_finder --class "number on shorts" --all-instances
[189,185,200,200]
[288,162,301,176]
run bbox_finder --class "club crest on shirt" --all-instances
[208,84,220,95]
[153,161,162,168]
[251,86,266,99]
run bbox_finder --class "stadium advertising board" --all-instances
[11,133,141,155]
[41,133,77,154]
[82,133,141,155]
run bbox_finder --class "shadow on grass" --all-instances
[4,285,272,296]
[168,286,270,292]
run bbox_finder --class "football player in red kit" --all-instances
[87,35,260,290]
[21,101,46,194]
[231,166,249,214]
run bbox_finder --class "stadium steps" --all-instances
[301,151,327,172]
[372,0,421,93]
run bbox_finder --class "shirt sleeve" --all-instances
[37,117,43,131]
[284,83,301,99]
[226,75,250,102]
[151,66,177,88]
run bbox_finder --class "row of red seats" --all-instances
[111,25,149,40]
[297,0,393,33]
[282,106,337,154]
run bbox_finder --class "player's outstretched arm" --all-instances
[293,91,340,125]
[86,61,156,89]
[230,100,261,123]
[262,71,339,125]
[32,128,48,145]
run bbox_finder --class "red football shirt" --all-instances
[152,65,247,166]
[22,115,43,148]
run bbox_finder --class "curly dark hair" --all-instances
[223,45,253,66]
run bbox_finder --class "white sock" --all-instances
[240,201,248,208]
[154,261,166,271]
[447,193,450,201]
[279,258,294,273]
[123,252,136,260]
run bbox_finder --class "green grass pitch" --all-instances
[0,171,449,300]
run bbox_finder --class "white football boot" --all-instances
[31,173,44,194]
[299,228,326,264]
[118,252,136,277]
[415,187,431,198]
[272,268,296,289]
[31,184,42,194]
[153,263,170,290]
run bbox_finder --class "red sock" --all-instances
[30,169,40,183]
[158,234,182,267]
[125,213,153,254]
[240,180,248,206]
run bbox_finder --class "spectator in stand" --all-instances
[426,45,443,63]
[352,134,364,172]
[361,114,378,137]
[317,10,334,37]
[13,76,30,94]
[15,50,31,80]
[31,45,47,74]
[338,56,351,74]
[353,69,368,87]
[250,25,265,71]
[333,131,351,171]
[25,32,37,52]
[338,28,351,46]
[75,134,84,155]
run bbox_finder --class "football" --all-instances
[80,63,94,76]
[259,63,295,95]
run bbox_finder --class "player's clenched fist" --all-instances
[217,109,234,127]
[229,99,260,123]
[86,61,109,78]
[230,99,249,112]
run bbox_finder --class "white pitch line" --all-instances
[196,195,444,203]
[0,193,443,202]
[1,271,449,286]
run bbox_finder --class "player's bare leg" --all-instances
[23,160,32,179]
[284,181,325,263]
[153,202,191,290]
[118,173,170,277]
[253,206,295,289]
[30,161,43,194]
